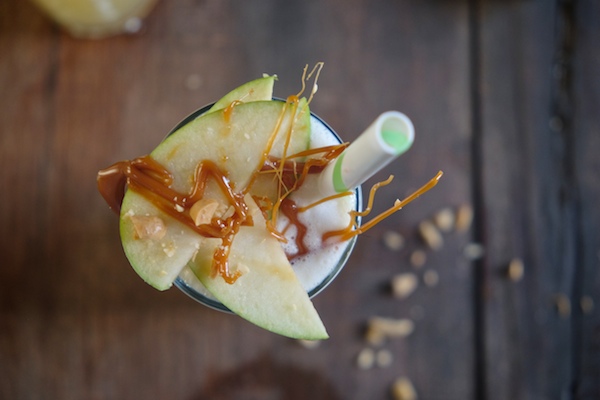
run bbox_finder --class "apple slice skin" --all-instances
[119,100,310,292]
[187,196,329,340]
[207,75,276,113]
[153,100,310,194]
[119,192,216,291]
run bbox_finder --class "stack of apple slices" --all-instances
[118,76,329,339]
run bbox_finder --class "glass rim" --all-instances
[169,100,362,313]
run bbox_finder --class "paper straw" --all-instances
[319,111,414,196]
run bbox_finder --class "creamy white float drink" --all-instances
[175,110,360,312]
[97,70,434,339]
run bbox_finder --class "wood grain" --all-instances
[477,0,600,399]
[0,0,598,399]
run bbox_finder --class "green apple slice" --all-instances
[119,100,310,293]
[207,75,277,113]
[119,192,218,291]
[188,195,328,340]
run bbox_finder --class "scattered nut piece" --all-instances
[391,377,417,400]
[366,317,414,345]
[507,258,524,282]
[580,296,594,314]
[383,230,405,251]
[234,262,250,276]
[410,250,427,269]
[463,243,485,260]
[433,208,455,232]
[213,203,229,218]
[365,325,386,346]
[190,198,220,226]
[554,294,571,318]
[221,205,236,220]
[161,242,176,258]
[423,270,439,287]
[130,215,167,240]
[418,220,443,250]
[356,347,375,370]
[174,204,185,213]
[376,349,393,368]
[297,339,321,349]
[392,273,418,299]
[455,204,474,233]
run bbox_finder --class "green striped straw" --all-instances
[319,111,414,196]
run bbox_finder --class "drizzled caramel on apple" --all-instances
[97,64,443,284]
[98,157,250,283]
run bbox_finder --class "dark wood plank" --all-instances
[0,0,473,399]
[572,1,600,398]
[477,1,563,398]
[477,0,600,399]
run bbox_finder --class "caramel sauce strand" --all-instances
[320,176,393,242]
[259,143,347,194]
[223,100,243,123]
[97,162,129,214]
[296,62,324,102]
[97,154,253,284]
[258,142,348,245]
[212,232,241,284]
[261,99,301,239]
[297,191,353,213]
[193,160,249,223]
[245,102,290,194]
[355,175,394,218]
[285,143,348,160]
[324,171,444,243]
[280,199,309,259]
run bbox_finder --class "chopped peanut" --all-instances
[555,294,571,318]
[433,207,455,232]
[376,349,393,368]
[383,230,405,251]
[365,317,414,345]
[297,339,321,349]
[580,296,594,314]
[455,204,474,233]
[507,258,524,282]
[418,220,443,250]
[190,198,220,226]
[356,347,375,370]
[392,273,418,299]
[221,205,236,220]
[234,263,250,276]
[464,243,485,260]
[423,270,439,287]
[129,215,167,240]
[391,377,417,400]
[410,250,427,269]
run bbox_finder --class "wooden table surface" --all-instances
[1,0,599,399]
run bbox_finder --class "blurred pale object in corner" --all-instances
[31,0,159,39]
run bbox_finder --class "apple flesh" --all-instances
[188,194,328,339]
[207,75,276,113]
[119,98,328,339]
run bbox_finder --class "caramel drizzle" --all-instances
[260,142,348,242]
[97,63,443,285]
[97,156,249,283]
[322,171,444,242]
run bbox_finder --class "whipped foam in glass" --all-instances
[175,110,360,311]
